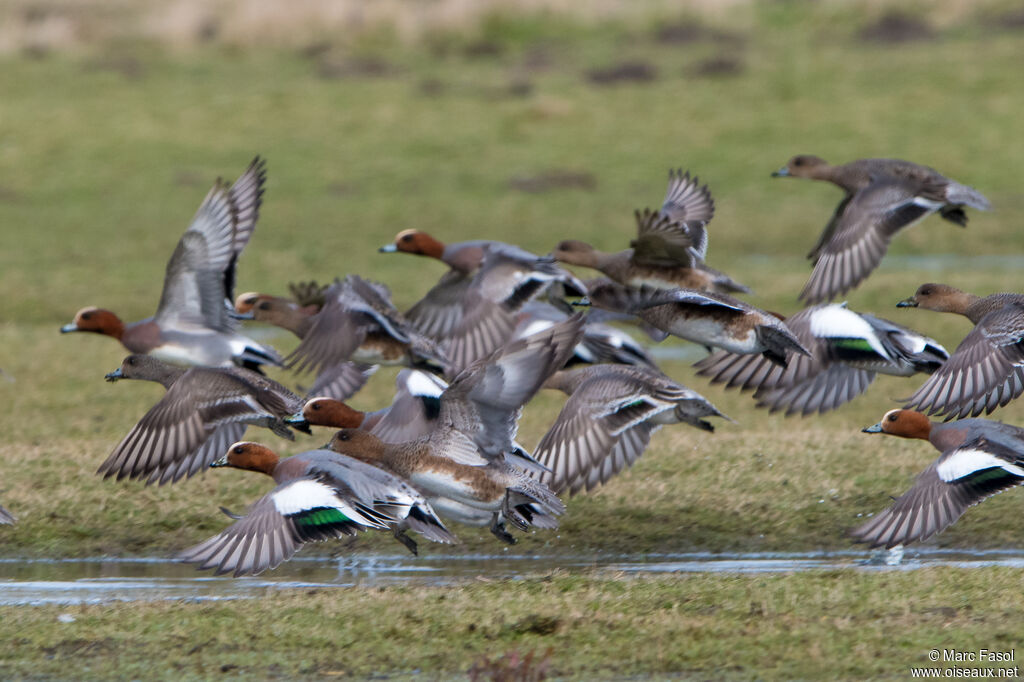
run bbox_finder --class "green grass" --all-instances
[2,3,1024,678]
[2,568,1023,680]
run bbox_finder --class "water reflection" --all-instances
[2,549,1023,606]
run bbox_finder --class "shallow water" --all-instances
[2,549,1023,606]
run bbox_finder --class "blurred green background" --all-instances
[3,2,1024,678]
[2,0,1024,555]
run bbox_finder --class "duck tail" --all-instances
[756,324,809,367]
[938,206,968,227]
[673,398,733,431]
[238,343,284,369]
[404,505,459,545]
[503,477,565,530]
[945,182,991,212]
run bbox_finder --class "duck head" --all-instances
[379,230,445,259]
[862,409,933,440]
[211,441,280,476]
[302,398,366,428]
[62,307,124,340]
[772,154,829,179]
[897,283,973,314]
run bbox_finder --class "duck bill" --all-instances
[285,415,312,434]
[60,323,79,333]
[862,422,884,433]
[895,297,918,308]
[571,297,592,307]
[229,310,255,320]
[378,243,398,253]
[104,368,124,382]
[210,455,229,468]
[770,166,790,178]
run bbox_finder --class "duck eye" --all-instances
[793,158,804,167]
[888,413,899,422]
[401,234,414,243]
[82,312,92,320]
[338,432,350,441]
[234,445,245,454]
[311,403,321,411]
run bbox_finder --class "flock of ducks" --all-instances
[4,153,1021,575]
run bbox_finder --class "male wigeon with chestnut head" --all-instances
[178,441,456,574]
[855,408,1024,548]
[61,158,281,371]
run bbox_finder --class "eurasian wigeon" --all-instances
[553,195,748,295]
[438,243,584,378]
[903,305,1024,420]
[178,442,456,574]
[61,158,282,370]
[233,291,321,338]
[326,316,585,543]
[302,368,447,444]
[534,364,729,497]
[514,301,658,369]
[772,155,990,305]
[100,354,310,485]
[282,275,445,376]
[897,283,1024,325]
[234,286,377,401]
[854,409,1024,548]
[695,303,948,416]
[893,284,1024,418]
[580,281,809,366]
[378,230,498,338]
[302,372,499,528]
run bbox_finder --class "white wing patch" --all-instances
[809,304,888,358]
[516,319,555,339]
[911,196,946,211]
[891,330,935,355]
[271,479,341,515]
[936,448,1024,482]
[401,369,447,398]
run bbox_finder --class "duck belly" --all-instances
[409,470,503,511]
[427,497,493,526]
[352,335,408,365]
[149,339,232,367]
[654,314,758,354]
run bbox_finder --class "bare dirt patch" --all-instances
[508,170,596,193]
[585,60,657,86]
[859,13,935,44]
